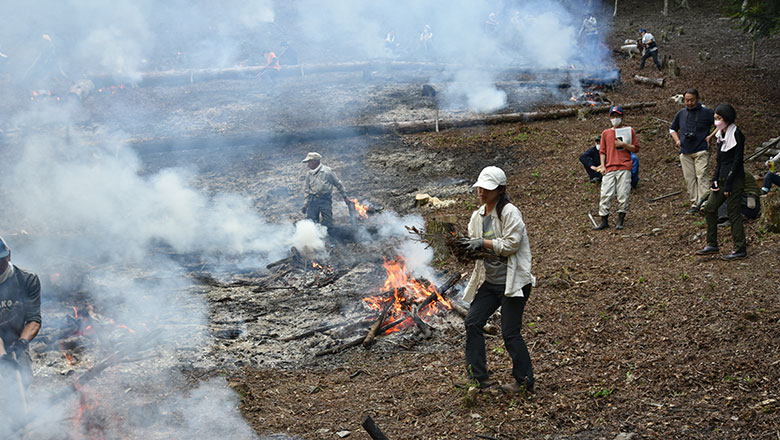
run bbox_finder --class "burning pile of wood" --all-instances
[277,257,462,356]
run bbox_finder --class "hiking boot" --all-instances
[589,176,601,184]
[717,219,731,228]
[454,377,495,390]
[721,251,747,261]
[616,212,626,230]
[501,378,534,394]
[686,205,699,215]
[695,245,719,255]
[592,215,609,230]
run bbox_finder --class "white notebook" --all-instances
[614,127,633,145]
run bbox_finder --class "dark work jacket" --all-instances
[0,266,41,347]
[713,127,746,193]
[670,104,715,154]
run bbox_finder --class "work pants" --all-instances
[763,172,780,191]
[704,175,746,253]
[579,147,602,181]
[640,48,661,69]
[305,194,333,227]
[598,169,631,217]
[465,282,533,386]
[680,150,710,206]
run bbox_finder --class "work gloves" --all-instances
[7,339,29,358]
[458,238,484,251]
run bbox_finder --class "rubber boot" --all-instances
[616,212,626,230]
[592,215,609,230]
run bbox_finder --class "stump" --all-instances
[759,191,780,233]
[666,58,680,77]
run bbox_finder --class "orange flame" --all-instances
[350,198,369,220]
[362,257,451,333]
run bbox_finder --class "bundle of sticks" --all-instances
[404,225,498,263]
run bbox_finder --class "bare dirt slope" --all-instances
[225,1,780,439]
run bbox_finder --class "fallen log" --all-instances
[747,136,780,161]
[633,75,664,87]
[91,62,617,88]
[363,301,394,347]
[127,102,657,154]
[361,415,390,440]
[648,190,683,202]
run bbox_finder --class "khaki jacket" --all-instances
[463,203,535,303]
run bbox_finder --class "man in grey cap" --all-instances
[301,152,350,227]
[0,235,41,391]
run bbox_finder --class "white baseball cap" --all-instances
[472,166,507,190]
[302,152,322,163]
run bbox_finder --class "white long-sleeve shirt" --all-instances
[463,203,535,303]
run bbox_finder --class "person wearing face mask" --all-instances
[670,88,715,214]
[455,166,536,395]
[592,106,639,230]
[696,104,747,260]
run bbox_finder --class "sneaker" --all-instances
[454,377,495,390]
[717,219,731,228]
[686,205,699,215]
[589,177,602,184]
[695,245,719,255]
[721,251,747,261]
[500,378,534,394]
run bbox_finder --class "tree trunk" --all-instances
[613,0,618,16]
[663,0,669,16]
[759,190,780,233]
[751,38,757,67]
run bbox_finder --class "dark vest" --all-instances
[0,267,40,345]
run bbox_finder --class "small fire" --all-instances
[362,257,451,333]
[312,261,323,270]
[350,198,369,220]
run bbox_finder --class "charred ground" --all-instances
[216,1,780,439]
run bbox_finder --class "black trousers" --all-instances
[640,48,661,70]
[465,282,534,386]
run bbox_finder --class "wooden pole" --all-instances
[648,190,682,202]
[361,415,390,440]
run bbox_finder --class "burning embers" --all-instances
[570,88,611,106]
[54,304,139,366]
[362,257,452,334]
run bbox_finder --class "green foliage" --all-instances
[725,0,780,40]
[593,384,614,398]
[492,345,505,355]
[531,168,540,178]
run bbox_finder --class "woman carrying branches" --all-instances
[455,166,536,394]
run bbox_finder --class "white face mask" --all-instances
[610,117,622,127]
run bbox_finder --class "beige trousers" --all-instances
[599,170,632,216]
[680,150,710,205]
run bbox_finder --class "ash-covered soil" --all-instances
[11,0,780,439]
[219,1,779,440]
